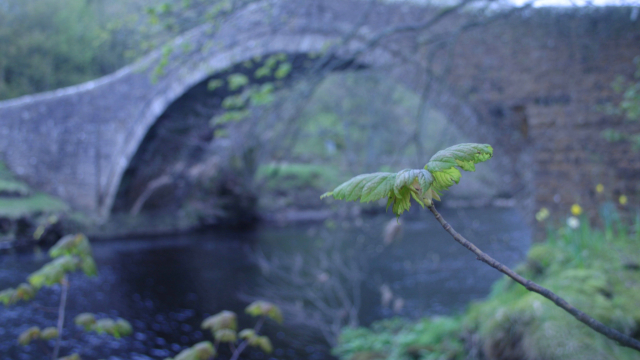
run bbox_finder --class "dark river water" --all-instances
[0,207,530,360]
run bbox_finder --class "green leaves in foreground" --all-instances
[321,143,493,216]
[73,313,133,339]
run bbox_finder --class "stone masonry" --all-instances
[0,0,638,220]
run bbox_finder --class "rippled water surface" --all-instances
[0,207,530,360]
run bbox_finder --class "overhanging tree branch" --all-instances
[426,203,640,352]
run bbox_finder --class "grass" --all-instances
[0,162,69,220]
[0,193,69,219]
[334,209,640,360]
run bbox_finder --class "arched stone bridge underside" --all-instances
[0,0,639,219]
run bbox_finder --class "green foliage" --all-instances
[3,234,133,359]
[84,317,134,338]
[166,341,216,360]
[18,326,41,346]
[321,143,493,216]
[41,327,59,340]
[254,336,273,353]
[602,56,640,150]
[172,301,281,359]
[207,79,225,91]
[201,310,238,332]
[0,163,69,219]
[72,314,133,339]
[274,62,292,79]
[227,73,249,91]
[74,313,97,330]
[256,163,342,191]
[336,214,640,360]
[0,0,150,100]
[214,329,237,343]
[49,234,92,258]
[334,317,465,360]
[245,300,283,324]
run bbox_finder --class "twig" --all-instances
[52,276,69,360]
[426,204,640,352]
[229,316,266,360]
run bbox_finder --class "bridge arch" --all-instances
[106,32,497,218]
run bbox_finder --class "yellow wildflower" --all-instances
[596,184,604,193]
[619,195,628,206]
[571,204,583,216]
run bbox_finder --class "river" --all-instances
[0,207,530,360]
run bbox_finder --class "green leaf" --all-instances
[74,313,96,330]
[360,173,397,202]
[212,109,250,125]
[0,288,17,306]
[207,79,224,91]
[425,143,493,193]
[227,73,249,90]
[256,336,273,353]
[221,92,249,109]
[245,300,283,323]
[28,256,78,290]
[49,234,92,258]
[40,327,59,340]
[81,256,98,277]
[322,143,494,217]
[274,62,292,79]
[93,318,117,335]
[254,66,271,79]
[15,283,36,301]
[115,318,133,337]
[426,143,493,173]
[214,329,237,343]
[192,341,216,359]
[394,169,434,198]
[321,173,395,203]
[250,83,275,106]
[18,326,40,346]
[201,310,237,331]
[239,329,256,340]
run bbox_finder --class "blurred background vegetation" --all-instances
[0,0,158,100]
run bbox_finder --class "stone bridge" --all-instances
[0,0,639,219]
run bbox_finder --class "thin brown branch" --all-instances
[426,204,640,352]
[52,276,69,360]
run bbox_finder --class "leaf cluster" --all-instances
[209,53,292,127]
[321,143,493,216]
[17,326,59,346]
[183,300,281,360]
[1,234,97,306]
[73,313,133,339]
[165,341,216,360]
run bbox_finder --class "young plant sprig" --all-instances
[165,300,282,360]
[0,234,133,360]
[322,143,640,352]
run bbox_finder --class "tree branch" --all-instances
[52,276,69,360]
[426,204,640,352]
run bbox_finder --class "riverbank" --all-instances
[0,162,78,249]
[0,159,511,245]
[333,212,640,360]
